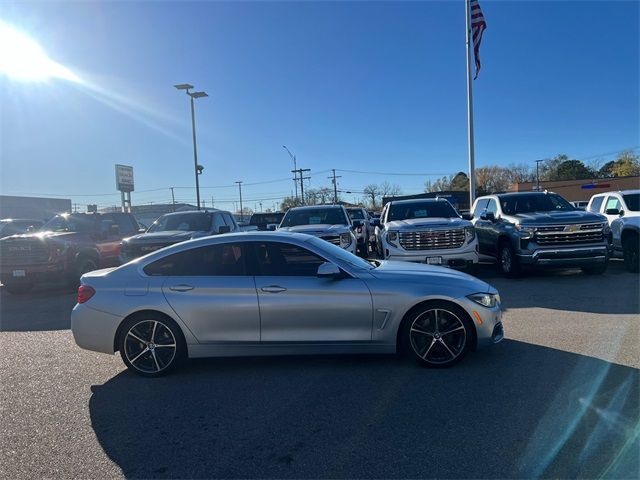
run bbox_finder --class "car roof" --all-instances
[389,198,450,205]
[288,205,344,210]
[591,189,640,198]
[158,209,222,217]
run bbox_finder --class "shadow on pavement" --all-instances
[89,340,639,479]
[0,284,76,332]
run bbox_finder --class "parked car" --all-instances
[472,192,611,277]
[0,212,139,294]
[278,205,357,254]
[249,212,284,231]
[71,232,504,376]
[374,198,478,269]
[571,201,589,210]
[346,207,373,256]
[586,189,640,223]
[120,210,238,262]
[0,218,43,238]
[610,216,639,272]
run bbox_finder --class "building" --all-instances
[0,195,72,221]
[100,203,198,228]
[509,176,640,202]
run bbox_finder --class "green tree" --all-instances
[599,150,640,177]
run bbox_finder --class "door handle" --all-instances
[261,285,287,293]
[169,284,194,292]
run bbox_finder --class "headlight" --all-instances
[464,226,475,243]
[339,232,352,247]
[467,293,501,308]
[387,230,398,247]
[515,224,537,239]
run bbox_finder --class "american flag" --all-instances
[470,0,487,79]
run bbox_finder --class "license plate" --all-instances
[426,257,442,265]
[12,270,26,277]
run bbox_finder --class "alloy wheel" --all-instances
[501,247,512,272]
[409,308,467,365]
[124,320,177,374]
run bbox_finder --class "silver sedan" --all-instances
[71,232,504,376]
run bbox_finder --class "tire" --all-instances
[118,313,186,377]
[69,256,98,288]
[498,241,521,278]
[622,234,640,273]
[3,282,34,295]
[582,258,609,275]
[399,301,474,368]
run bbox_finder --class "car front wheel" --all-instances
[400,301,473,368]
[499,241,521,277]
[622,234,639,273]
[118,314,186,377]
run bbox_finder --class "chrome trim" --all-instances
[529,246,608,260]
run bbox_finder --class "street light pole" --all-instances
[236,181,244,221]
[535,159,544,192]
[283,145,298,202]
[174,84,208,210]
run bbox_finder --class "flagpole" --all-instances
[465,0,477,208]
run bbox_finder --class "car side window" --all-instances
[144,243,246,276]
[212,213,226,233]
[112,214,137,235]
[222,213,237,231]
[605,196,621,211]
[473,199,489,218]
[486,199,498,215]
[251,242,325,276]
[589,196,604,212]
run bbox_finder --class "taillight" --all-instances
[78,285,96,304]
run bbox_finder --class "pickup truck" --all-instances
[472,191,611,276]
[120,209,238,262]
[346,207,373,257]
[374,198,478,268]
[0,212,140,294]
[278,205,358,254]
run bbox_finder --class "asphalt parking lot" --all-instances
[0,261,638,479]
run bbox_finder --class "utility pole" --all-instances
[283,146,298,202]
[170,187,176,212]
[211,196,215,209]
[535,160,544,192]
[235,181,244,221]
[328,169,342,204]
[259,201,263,212]
[292,168,311,205]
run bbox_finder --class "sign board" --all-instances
[115,164,134,192]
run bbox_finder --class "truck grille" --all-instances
[320,235,341,246]
[399,229,465,251]
[534,223,605,245]
[0,239,50,265]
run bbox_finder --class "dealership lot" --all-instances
[0,262,638,478]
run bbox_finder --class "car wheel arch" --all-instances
[621,228,639,245]
[113,309,188,354]
[395,298,478,353]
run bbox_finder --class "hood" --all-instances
[124,230,205,244]
[370,260,494,293]
[0,231,81,242]
[384,217,470,231]
[509,210,606,225]
[278,224,350,235]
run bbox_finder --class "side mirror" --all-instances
[352,220,363,229]
[605,208,621,216]
[138,228,146,233]
[461,213,473,220]
[480,211,496,222]
[317,262,342,279]
[267,225,276,231]
[218,225,231,234]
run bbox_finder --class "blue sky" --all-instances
[1,0,638,210]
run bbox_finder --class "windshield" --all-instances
[307,236,373,270]
[148,213,212,232]
[249,213,284,225]
[281,208,348,227]
[347,209,365,220]
[623,193,640,211]
[388,201,458,221]
[42,214,95,233]
[500,194,575,215]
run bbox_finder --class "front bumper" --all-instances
[0,260,68,285]
[458,296,503,349]
[385,242,479,267]
[517,245,609,266]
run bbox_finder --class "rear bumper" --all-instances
[71,303,122,354]
[517,245,609,266]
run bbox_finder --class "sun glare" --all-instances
[0,21,80,82]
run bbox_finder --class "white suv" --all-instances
[374,198,478,268]
[586,189,640,223]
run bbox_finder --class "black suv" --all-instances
[472,192,611,276]
[248,212,284,231]
[120,210,238,262]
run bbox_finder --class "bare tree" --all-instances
[363,184,380,210]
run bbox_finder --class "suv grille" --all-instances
[320,235,341,246]
[534,223,605,245]
[399,229,465,251]
[1,239,50,265]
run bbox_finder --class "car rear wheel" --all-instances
[400,301,473,368]
[118,314,186,377]
[498,241,521,278]
[622,234,639,273]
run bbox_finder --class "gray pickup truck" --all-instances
[471,192,611,276]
